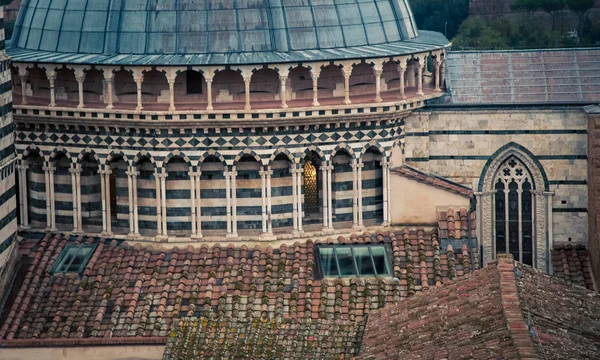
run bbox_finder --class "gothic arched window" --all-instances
[493,156,534,266]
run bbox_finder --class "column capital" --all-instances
[155,172,168,179]
[188,171,202,177]
[474,191,496,196]
[543,191,555,197]
[43,164,56,172]
[74,68,86,82]
[69,167,82,175]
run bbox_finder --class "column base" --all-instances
[375,97,383,103]
[352,224,364,231]
[417,92,424,96]
[191,233,204,240]
[206,105,213,111]
[19,225,31,231]
[344,99,352,105]
[106,105,114,110]
[71,230,84,235]
[127,232,141,239]
[169,106,176,112]
[226,232,239,239]
[322,227,336,234]
[259,232,277,241]
[381,221,390,227]
[100,231,114,238]
[77,104,85,109]
[312,101,320,107]
[46,227,58,232]
[156,235,169,242]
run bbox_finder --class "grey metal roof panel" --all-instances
[446,48,600,105]
[8,30,448,66]
[11,0,429,61]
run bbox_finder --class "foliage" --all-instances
[566,0,595,36]
[451,17,509,50]
[410,0,470,39]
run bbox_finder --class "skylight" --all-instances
[51,244,96,274]
[317,244,392,278]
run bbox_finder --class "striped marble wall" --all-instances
[166,158,192,236]
[109,159,129,234]
[80,158,102,233]
[54,155,73,231]
[332,152,354,223]
[26,156,45,229]
[199,158,227,231]
[271,157,293,228]
[137,159,157,236]
[236,157,261,230]
[363,150,383,223]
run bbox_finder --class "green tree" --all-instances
[510,0,565,30]
[451,17,510,50]
[566,0,594,38]
[411,0,470,39]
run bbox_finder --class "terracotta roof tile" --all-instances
[438,207,476,239]
[0,229,475,343]
[392,166,474,198]
[551,244,596,292]
[358,255,600,360]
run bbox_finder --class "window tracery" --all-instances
[493,156,534,265]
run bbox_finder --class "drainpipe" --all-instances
[467,195,479,269]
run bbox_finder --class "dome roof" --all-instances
[9,0,447,65]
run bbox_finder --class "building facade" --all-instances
[0,0,17,302]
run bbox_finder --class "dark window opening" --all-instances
[187,71,203,94]
[51,244,97,274]
[316,244,392,278]
[495,179,506,254]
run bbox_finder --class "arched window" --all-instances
[493,156,534,266]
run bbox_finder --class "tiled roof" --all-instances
[551,244,596,292]
[446,49,600,104]
[392,166,474,198]
[358,255,538,359]
[0,229,475,344]
[358,255,600,360]
[163,316,363,359]
[516,260,600,359]
[437,208,476,240]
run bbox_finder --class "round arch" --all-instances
[233,149,262,167]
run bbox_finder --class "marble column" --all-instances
[132,170,139,235]
[75,165,83,232]
[327,163,334,230]
[297,164,303,233]
[417,58,424,96]
[291,166,298,233]
[398,63,406,100]
[225,170,232,236]
[104,70,114,109]
[231,168,238,237]
[69,165,79,232]
[19,73,27,105]
[381,159,389,226]
[545,191,554,273]
[206,76,214,111]
[374,68,383,103]
[126,167,135,236]
[440,56,446,89]
[134,72,144,111]
[260,168,267,233]
[244,77,251,111]
[105,169,113,235]
[311,72,320,107]
[48,70,57,107]
[99,166,107,235]
[321,166,328,230]
[189,171,197,237]
[16,164,28,228]
[343,69,352,105]
[194,172,202,238]
[351,159,359,229]
[279,75,288,109]
[434,57,441,91]
[155,171,162,236]
[43,163,54,230]
[75,69,86,109]
[357,161,364,228]
[266,167,273,235]
[168,75,176,111]
[160,173,168,236]
[386,161,392,224]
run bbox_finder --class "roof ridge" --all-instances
[496,255,539,359]
[392,165,473,198]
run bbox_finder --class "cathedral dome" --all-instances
[8,0,445,65]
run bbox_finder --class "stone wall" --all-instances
[0,3,17,303]
[586,105,600,288]
[405,107,589,246]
